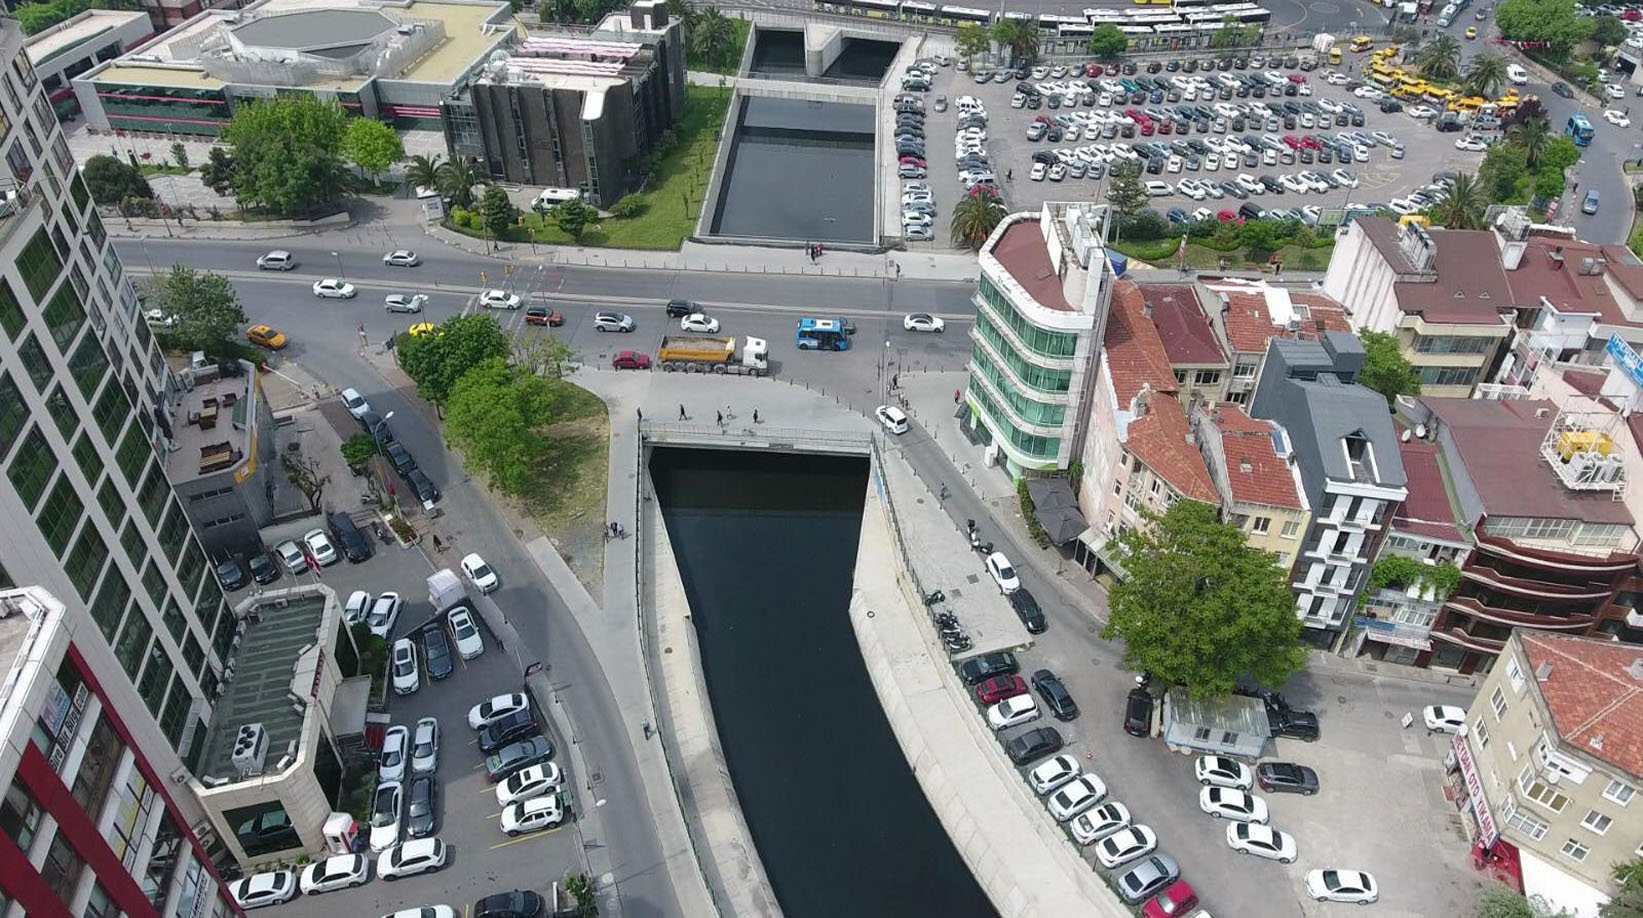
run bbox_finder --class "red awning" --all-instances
[1473,839,1524,894]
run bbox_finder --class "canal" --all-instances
[707,96,876,243]
[649,447,997,918]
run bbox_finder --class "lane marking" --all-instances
[488,823,569,849]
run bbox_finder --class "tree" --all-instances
[220,97,354,216]
[1475,885,1576,918]
[1601,887,1643,918]
[1212,17,1257,48]
[406,153,443,193]
[1496,0,1593,60]
[1510,115,1552,167]
[956,22,991,67]
[1100,501,1305,698]
[511,333,577,379]
[436,154,484,209]
[398,313,510,404]
[480,185,518,240]
[1479,140,1529,200]
[563,873,600,918]
[1238,219,1281,260]
[1538,135,1580,174]
[340,433,381,471]
[550,200,598,240]
[280,452,329,513]
[199,148,236,197]
[1107,161,1149,220]
[146,266,246,352]
[691,6,738,70]
[341,118,404,184]
[1418,34,1462,80]
[1592,14,1630,45]
[1438,171,1485,229]
[1504,96,1546,128]
[950,186,1006,250]
[82,154,152,205]
[992,18,1041,66]
[1359,329,1421,407]
[1463,52,1509,97]
[444,357,560,497]
[170,141,189,171]
[1088,23,1128,59]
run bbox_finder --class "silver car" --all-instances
[593,312,635,333]
[410,716,439,775]
[1116,854,1180,903]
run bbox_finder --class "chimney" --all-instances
[1143,301,1153,320]
[1550,247,1565,269]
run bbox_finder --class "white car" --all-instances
[303,529,338,566]
[479,289,522,310]
[367,592,403,639]
[680,313,721,333]
[1029,754,1081,794]
[144,308,178,328]
[1354,85,1382,99]
[369,781,403,851]
[1454,135,1488,152]
[383,250,420,267]
[496,762,565,806]
[256,250,296,271]
[411,717,439,775]
[1407,104,1439,120]
[1227,822,1297,862]
[1070,801,1131,844]
[903,209,934,227]
[344,589,373,625]
[1029,162,1047,182]
[1607,81,1626,99]
[384,294,427,313]
[1304,869,1379,904]
[1047,774,1108,821]
[376,838,448,880]
[1387,198,1418,216]
[469,693,531,729]
[313,278,357,299]
[1177,180,1206,200]
[1424,704,1467,733]
[384,908,456,918]
[1094,825,1158,869]
[501,794,565,836]
[1331,169,1359,188]
[1145,180,1173,196]
[984,551,1020,593]
[903,313,944,333]
[274,539,306,575]
[379,725,409,782]
[448,607,485,659]
[1606,109,1633,127]
[875,405,909,435]
[391,638,420,695]
[1199,786,1269,823]
[299,854,369,894]
[1279,174,1309,194]
[1326,71,1349,85]
[229,871,299,910]
[462,553,499,593]
[1195,755,1253,790]
[341,388,371,420]
[987,694,1040,730]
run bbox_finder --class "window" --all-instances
[68,334,109,399]
[1252,516,1271,534]
[141,560,167,607]
[114,611,150,680]
[162,598,186,642]
[69,174,89,213]
[1417,365,1481,388]
[65,525,106,600]
[138,462,168,525]
[119,518,145,571]
[1194,369,1221,386]
[159,676,189,747]
[159,500,188,561]
[1508,657,1526,694]
[1606,780,1635,806]
[1280,519,1299,539]
[69,716,121,813]
[0,780,41,853]
[1582,809,1613,834]
[17,228,62,300]
[16,333,53,392]
[40,831,86,902]
[84,883,116,918]
[1474,718,1490,747]
[116,424,149,485]
[1491,687,1508,721]
[0,373,25,449]
[137,640,169,716]
[71,434,99,485]
[42,285,84,352]
[93,381,128,442]
[183,633,204,676]
[1502,797,1549,841]
[1519,767,1571,813]
[1561,838,1591,862]
[1413,333,1496,355]
[1150,478,1162,496]
[8,425,56,511]
[89,571,129,642]
[1234,359,1259,378]
[36,473,83,556]
[41,385,74,439]
[0,279,23,339]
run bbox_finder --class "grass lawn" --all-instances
[1112,238,1335,271]
[139,165,192,176]
[449,84,731,251]
[686,18,750,75]
[522,380,609,589]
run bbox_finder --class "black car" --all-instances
[1009,589,1046,634]
[406,775,438,838]
[1124,687,1154,737]
[1005,726,1064,765]
[422,622,454,681]
[384,440,417,476]
[478,709,540,755]
[474,891,545,918]
[1031,669,1079,721]
[1238,202,1266,221]
[247,551,280,585]
[1256,761,1320,795]
[406,468,441,505]
[486,735,556,782]
[957,652,1019,685]
[329,512,372,563]
[1268,706,1320,741]
[1380,98,1403,113]
[1552,81,1574,99]
[216,558,247,591]
[358,409,394,446]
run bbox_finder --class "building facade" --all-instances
[1200,277,1353,408]
[22,10,152,123]
[1192,402,1311,573]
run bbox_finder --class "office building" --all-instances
[22,10,153,122]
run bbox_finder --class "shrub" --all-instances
[610,196,646,218]
[1122,210,1171,241]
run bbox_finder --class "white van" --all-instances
[875,405,909,435]
[534,187,583,208]
[1507,63,1529,85]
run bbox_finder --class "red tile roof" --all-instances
[1105,280,1177,403]
[1358,218,1517,324]
[1128,395,1218,503]
[1393,439,1464,544]
[1140,284,1225,366]
[1520,632,1643,780]
[990,218,1074,312]
[1506,239,1631,328]
[1211,404,1302,509]
[1562,368,1608,398]
[1218,289,1353,355]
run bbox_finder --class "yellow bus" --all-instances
[1328,46,1342,65]
[1370,69,1398,87]
[1424,86,1456,105]
[1350,35,1373,51]
[1450,95,1484,113]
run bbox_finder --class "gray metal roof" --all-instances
[1250,335,1406,491]
[198,595,327,782]
[231,10,395,50]
[1166,687,1272,737]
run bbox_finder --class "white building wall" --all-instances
[1322,222,1400,333]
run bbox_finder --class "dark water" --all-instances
[650,447,997,918]
[749,28,899,82]
[709,96,874,243]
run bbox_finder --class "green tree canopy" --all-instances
[437,154,484,209]
[199,148,236,197]
[1463,53,1510,98]
[1496,0,1593,59]
[1212,18,1257,48]
[444,357,561,496]
[1418,34,1462,80]
[341,118,404,183]
[1238,219,1281,260]
[1438,171,1485,229]
[1100,501,1306,698]
[1088,23,1128,59]
[992,18,1041,65]
[950,187,1006,251]
[1479,140,1530,200]
[220,98,355,216]
[1107,161,1149,219]
[1475,885,1577,918]
[1538,135,1581,174]
[398,314,509,404]
[480,185,519,239]
[1592,14,1630,45]
[146,266,247,353]
[1359,329,1422,407]
[82,154,153,205]
[550,200,598,240]
[956,22,992,65]
[690,6,739,70]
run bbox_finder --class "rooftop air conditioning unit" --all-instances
[231,722,267,776]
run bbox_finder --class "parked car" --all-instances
[377,838,447,880]
[449,606,485,659]
[1095,825,1159,868]
[987,694,1040,730]
[501,796,565,836]
[1142,880,1197,918]
[462,553,500,593]
[1116,855,1181,903]
[329,511,372,563]
[1256,761,1319,795]
[473,890,546,918]
[470,693,531,729]
[422,622,454,681]
[985,552,1021,593]
[486,736,555,782]
[405,775,438,838]
[247,551,280,585]
[1070,801,1132,845]
[411,717,439,775]
[1005,726,1063,764]
[391,638,421,695]
[975,674,1028,706]
[1124,688,1154,737]
[1227,822,1297,862]
[1304,869,1378,904]
[496,763,564,807]
[1047,774,1108,821]
[379,725,409,782]
[229,871,299,910]
[216,558,246,592]
[1267,705,1319,741]
[1199,786,1269,823]
[367,592,403,639]
[957,652,1019,685]
[369,781,403,851]
[1423,704,1467,734]
[303,529,338,566]
[478,709,540,755]
[1195,755,1253,789]
[1028,754,1081,794]
[274,539,306,575]
[1031,669,1079,720]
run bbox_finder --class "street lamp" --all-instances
[331,251,345,280]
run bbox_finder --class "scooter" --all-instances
[935,612,960,626]
[944,634,973,652]
[923,590,947,606]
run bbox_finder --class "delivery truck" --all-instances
[657,335,769,376]
[428,568,466,612]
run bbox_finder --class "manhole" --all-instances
[664,646,673,654]
[591,771,603,785]
[966,573,980,584]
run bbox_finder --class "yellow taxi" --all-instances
[1465,25,1478,39]
[407,322,438,339]
[246,325,287,349]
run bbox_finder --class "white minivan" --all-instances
[1507,63,1529,85]
[534,187,582,208]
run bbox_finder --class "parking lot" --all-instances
[235,536,585,918]
[901,51,1493,230]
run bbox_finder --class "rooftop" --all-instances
[1358,218,1516,325]
[1422,397,1635,525]
[0,591,53,706]
[1128,395,1217,503]
[1506,238,1630,327]
[482,30,653,94]
[197,594,328,783]
[1105,280,1177,403]
[1392,438,1465,545]
[164,361,256,482]
[1257,338,1407,489]
[1519,631,1643,780]
[1140,284,1224,366]
[1205,280,1352,355]
[1166,686,1272,737]
[1210,404,1302,510]
[990,219,1074,313]
[24,9,150,66]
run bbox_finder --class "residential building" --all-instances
[164,361,278,559]
[1451,630,1643,917]
[455,3,687,205]
[1192,402,1310,573]
[0,586,239,918]
[1248,333,1408,645]
[1138,283,1229,404]
[966,201,1114,476]
[1323,217,1516,396]
[22,10,152,122]
[1397,397,1642,674]
[1200,276,1352,407]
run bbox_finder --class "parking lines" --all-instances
[488,824,568,849]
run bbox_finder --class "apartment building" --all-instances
[1453,630,1643,917]
[967,201,1114,476]
[1323,217,1516,396]
[1249,333,1408,645]
[1192,402,1311,573]
[1138,284,1229,404]
[22,10,152,122]
[1200,277,1352,407]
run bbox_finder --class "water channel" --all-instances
[707,96,875,243]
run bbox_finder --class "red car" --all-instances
[1157,120,1173,135]
[1217,208,1242,225]
[611,351,651,370]
[975,675,1028,705]
[1142,880,1197,918]
[1281,135,1301,149]
[1300,135,1322,150]
[1624,7,1641,20]
[1287,73,1306,84]
[1086,63,1104,77]
[898,155,925,167]
[1139,120,1155,135]
[525,306,563,326]
[1124,108,1147,123]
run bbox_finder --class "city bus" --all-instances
[796,318,853,351]
[1566,113,1594,147]
[934,4,991,24]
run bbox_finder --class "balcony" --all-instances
[1443,595,1596,631]
[1460,565,1615,602]
[1473,531,1639,574]
[1431,623,1508,654]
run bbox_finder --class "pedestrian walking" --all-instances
[753,408,760,424]
[716,410,724,426]
[636,407,643,422]
[953,388,961,404]
[679,404,687,421]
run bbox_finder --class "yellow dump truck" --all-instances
[657,335,770,376]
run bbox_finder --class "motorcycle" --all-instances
[944,634,973,652]
[923,590,947,606]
